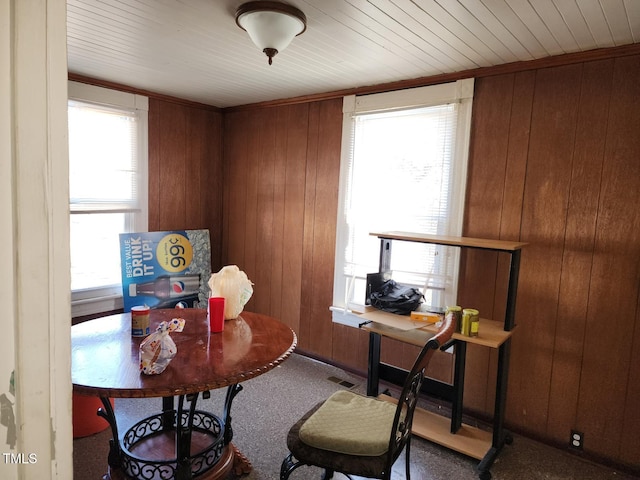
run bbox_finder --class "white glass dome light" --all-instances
[236,1,307,65]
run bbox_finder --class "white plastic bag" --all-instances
[207,265,254,319]
[139,318,185,375]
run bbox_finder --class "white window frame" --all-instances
[68,81,149,317]
[331,79,475,327]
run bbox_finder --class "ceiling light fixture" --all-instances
[235,1,306,65]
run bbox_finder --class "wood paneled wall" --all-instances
[221,55,640,471]
[464,55,640,469]
[222,101,342,356]
[148,98,224,268]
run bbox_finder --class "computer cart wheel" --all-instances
[479,470,492,480]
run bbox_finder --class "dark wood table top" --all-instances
[72,309,297,398]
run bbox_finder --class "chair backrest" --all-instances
[384,312,456,470]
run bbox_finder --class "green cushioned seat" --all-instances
[299,390,397,456]
[281,312,456,480]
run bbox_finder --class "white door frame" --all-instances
[1,1,72,478]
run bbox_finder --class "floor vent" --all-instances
[327,376,357,389]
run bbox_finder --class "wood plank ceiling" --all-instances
[67,0,639,107]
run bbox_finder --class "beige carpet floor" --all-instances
[73,353,638,480]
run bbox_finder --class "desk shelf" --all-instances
[369,231,528,253]
[363,231,526,480]
[358,309,513,349]
[379,394,492,460]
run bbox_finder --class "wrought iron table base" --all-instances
[97,384,244,480]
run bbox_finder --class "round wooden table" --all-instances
[72,309,297,480]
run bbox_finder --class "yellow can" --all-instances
[462,308,479,337]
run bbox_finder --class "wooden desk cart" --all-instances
[362,231,527,480]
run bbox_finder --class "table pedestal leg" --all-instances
[97,396,121,471]
[223,384,243,445]
[100,385,256,480]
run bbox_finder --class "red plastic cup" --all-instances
[208,297,225,333]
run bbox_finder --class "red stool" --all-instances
[72,393,113,438]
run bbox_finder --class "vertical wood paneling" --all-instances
[457,55,639,470]
[222,110,249,268]
[494,71,535,322]
[488,71,535,416]
[280,104,310,334]
[462,73,515,415]
[546,59,612,444]
[185,111,204,228]
[241,110,263,305]
[205,112,224,269]
[252,108,276,314]
[268,107,287,320]
[299,103,320,351]
[623,300,640,466]
[158,102,187,228]
[576,55,640,461]
[510,64,582,436]
[332,323,369,372]
[425,350,454,383]
[151,99,189,228]
[498,70,534,241]
[148,99,223,267]
[468,57,640,471]
[301,99,342,357]
[222,100,341,346]
[381,336,410,370]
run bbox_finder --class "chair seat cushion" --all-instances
[298,390,396,456]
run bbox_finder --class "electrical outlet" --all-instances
[570,430,584,450]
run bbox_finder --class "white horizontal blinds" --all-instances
[68,100,139,213]
[68,82,148,314]
[342,104,459,307]
[70,212,128,290]
[68,99,140,292]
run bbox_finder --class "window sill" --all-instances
[72,293,123,319]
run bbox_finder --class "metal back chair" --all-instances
[281,312,456,480]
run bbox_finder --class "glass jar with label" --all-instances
[446,305,462,333]
[462,308,479,337]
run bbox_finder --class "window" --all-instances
[68,82,148,317]
[332,79,474,326]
